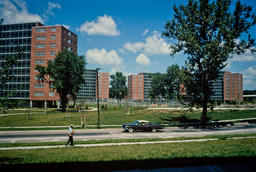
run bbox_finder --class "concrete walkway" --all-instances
[0,136,255,150]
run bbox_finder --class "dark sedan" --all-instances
[122,120,165,132]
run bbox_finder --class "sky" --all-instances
[1,0,256,90]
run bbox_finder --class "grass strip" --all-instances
[0,138,255,164]
[0,133,255,148]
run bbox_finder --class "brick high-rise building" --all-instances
[29,24,77,107]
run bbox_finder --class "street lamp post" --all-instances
[96,68,101,128]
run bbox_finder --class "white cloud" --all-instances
[240,65,256,90]
[135,54,150,67]
[122,31,171,55]
[45,2,61,16]
[141,29,149,36]
[76,15,120,36]
[85,48,123,66]
[0,0,44,24]
[225,49,256,69]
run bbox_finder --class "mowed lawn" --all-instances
[0,106,256,127]
[0,138,255,164]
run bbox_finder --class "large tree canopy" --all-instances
[162,0,256,124]
[109,71,127,103]
[36,49,86,111]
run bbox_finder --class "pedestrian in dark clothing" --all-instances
[65,124,75,146]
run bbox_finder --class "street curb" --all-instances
[0,136,255,150]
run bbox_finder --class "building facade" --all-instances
[223,71,243,102]
[0,22,43,100]
[30,24,78,105]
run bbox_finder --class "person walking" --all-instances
[65,124,75,146]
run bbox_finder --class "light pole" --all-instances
[96,68,102,128]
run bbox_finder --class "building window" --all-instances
[36,28,46,33]
[226,78,230,79]
[34,84,44,88]
[35,52,45,56]
[36,44,45,48]
[36,36,46,40]
[34,92,44,96]
[51,43,56,48]
[35,60,45,64]
[63,28,65,33]
[50,51,56,56]
[51,27,56,32]
[49,92,55,96]
[51,35,56,39]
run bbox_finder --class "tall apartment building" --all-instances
[30,24,78,107]
[0,22,43,100]
[77,70,109,99]
[1,22,109,107]
[223,71,243,102]
[128,73,144,100]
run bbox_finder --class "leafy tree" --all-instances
[148,73,166,103]
[0,19,24,113]
[36,49,86,111]
[165,64,188,100]
[109,71,127,105]
[162,0,256,124]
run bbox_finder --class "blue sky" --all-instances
[1,0,256,90]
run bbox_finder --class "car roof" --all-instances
[136,120,149,122]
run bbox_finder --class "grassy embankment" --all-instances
[0,137,255,164]
[0,106,255,129]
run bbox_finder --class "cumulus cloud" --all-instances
[76,15,120,36]
[120,31,171,55]
[45,2,61,16]
[135,54,150,67]
[141,29,149,36]
[85,48,123,66]
[0,0,44,24]
[225,49,256,69]
[240,65,256,90]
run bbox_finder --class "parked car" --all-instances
[122,120,165,132]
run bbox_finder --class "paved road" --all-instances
[0,123,255,143]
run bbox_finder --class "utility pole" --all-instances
[96,68,101,128]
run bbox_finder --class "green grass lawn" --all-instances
[0,106,255,128]
[0,138,255,164]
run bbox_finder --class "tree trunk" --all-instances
[201,100,207,125]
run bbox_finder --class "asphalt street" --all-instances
[0,123,255,143]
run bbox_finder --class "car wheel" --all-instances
[128,128,133,133]
[152,128,156,132]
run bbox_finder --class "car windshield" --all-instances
[132,121,140,125]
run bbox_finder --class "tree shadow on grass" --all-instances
[2,156,255,172]
[159,115,211,124]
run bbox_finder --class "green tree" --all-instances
[109,72,127,105]
[162,0,256,124]
[0,19,24,113]
[36,49,86,111]
[165,64,188,100]
[149,73,166,103]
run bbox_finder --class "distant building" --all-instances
[128,71,243,102]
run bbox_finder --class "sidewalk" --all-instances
[0,136,255,150]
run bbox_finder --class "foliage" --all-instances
[148,72,166,101]
[165,64,189,100]
[243,89,256,95]
[0,19,24,113]
[36,49,86,111]
[162,0,256,124]
[109,71,127,101]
